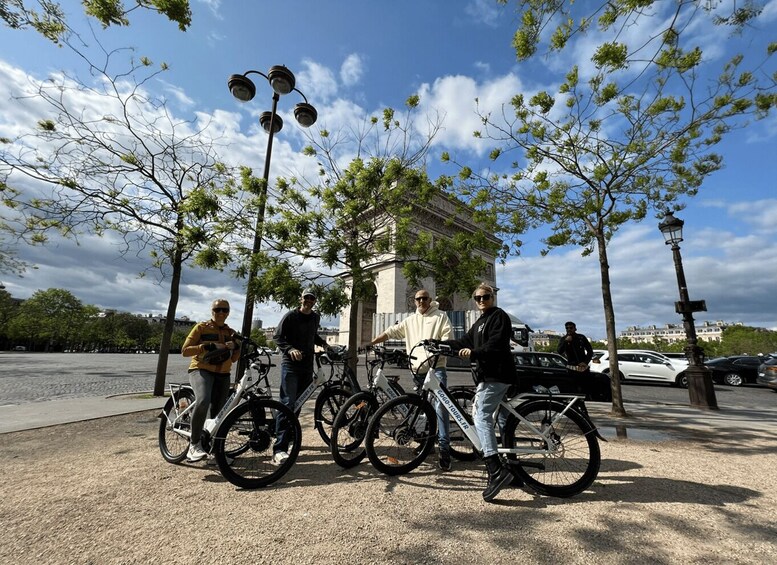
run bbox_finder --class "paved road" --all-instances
[2,351,774,408]
[1,350,776,437]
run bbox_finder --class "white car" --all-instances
[591,349,689,387]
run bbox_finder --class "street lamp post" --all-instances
[228,66,317,374]
[658,212,718,409]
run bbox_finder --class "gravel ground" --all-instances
[1,406,776,565]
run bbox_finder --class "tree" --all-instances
[719,326,777,356]
[446,0,776,416]
[1,0,191,43]
[7,288,90,350]
[0,43,245,394]
[253,100,500,370]
[0,288,19,349]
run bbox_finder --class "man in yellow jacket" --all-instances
[366,289,454,471]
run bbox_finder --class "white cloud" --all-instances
[158,79,195,107]
[415,73,523,156]
[195,0,223,19]
[297,59,339,104]
[495,222,777,341]
[340,54,364,87]
[760,0,777,22]
[465,0,505,27]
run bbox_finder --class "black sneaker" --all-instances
[482,466,514,502]
[438,451,452,472]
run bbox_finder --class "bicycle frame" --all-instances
[290,348,358,412]
[162,348,272,444]
[419,350,590,457]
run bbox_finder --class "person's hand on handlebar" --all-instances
[458,348,472,358]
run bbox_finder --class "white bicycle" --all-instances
[158,338,301,489]
[364,340,603,497]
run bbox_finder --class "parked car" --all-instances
[704,355,763,386]
[757,356,777,391]
[590,349,689,387]
[13,345,27,351]
[511,351,612,402]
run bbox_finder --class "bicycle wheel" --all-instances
[330,391,379,468]
[502,399,601,498]
[365,394,436,476]
[314,385,353,446]
[158,388,195,464]
[213,399,301,489]
[447,387,478,462]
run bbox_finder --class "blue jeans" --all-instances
[274,362,312,453]
[434,368,450,453]
[473,381,510,458]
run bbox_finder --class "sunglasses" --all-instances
[302,295,317,301]
[473,294,492,302]
[212,307,230,313]
[414,296,430,302]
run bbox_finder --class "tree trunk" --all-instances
[153,246,184,396]
[346,282,360,378]
[597,232,627,417]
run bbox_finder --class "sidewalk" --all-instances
[0,393,163,434]
[2,390,775,438]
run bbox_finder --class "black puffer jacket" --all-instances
[442,307,517,385]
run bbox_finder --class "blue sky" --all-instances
[1,0,776,341]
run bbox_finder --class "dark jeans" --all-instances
[189,368,231,445]
[274,362,313,454]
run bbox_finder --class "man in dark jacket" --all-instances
[442,283,518,502]
[272,288,327,464]
[557,321,595,397]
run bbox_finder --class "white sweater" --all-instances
[383,301,453,372]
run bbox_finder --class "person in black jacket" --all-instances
[272,288,327,464]
[557,321,595,397]
[441,283,518,502]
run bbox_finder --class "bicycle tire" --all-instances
[502,399,601,498]
[314,385,352,446]
[158,388,196,464]
[330,391,379,468]
[213,398,301,489]
[447,387,478,462]
[365,394,437,476]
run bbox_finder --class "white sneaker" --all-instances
[187,443,207,462]
[272,451,289,465]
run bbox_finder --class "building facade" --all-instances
[618,320,742,344]
[337,191,500,346]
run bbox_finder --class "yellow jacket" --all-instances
[182,320,240,374]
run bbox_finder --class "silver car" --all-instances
[590,349,689,388]
[757,356,777,391]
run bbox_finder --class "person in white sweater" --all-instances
[366,289,454,471]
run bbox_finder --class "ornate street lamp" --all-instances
[658,212,718,409]
[228,65,317,376]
